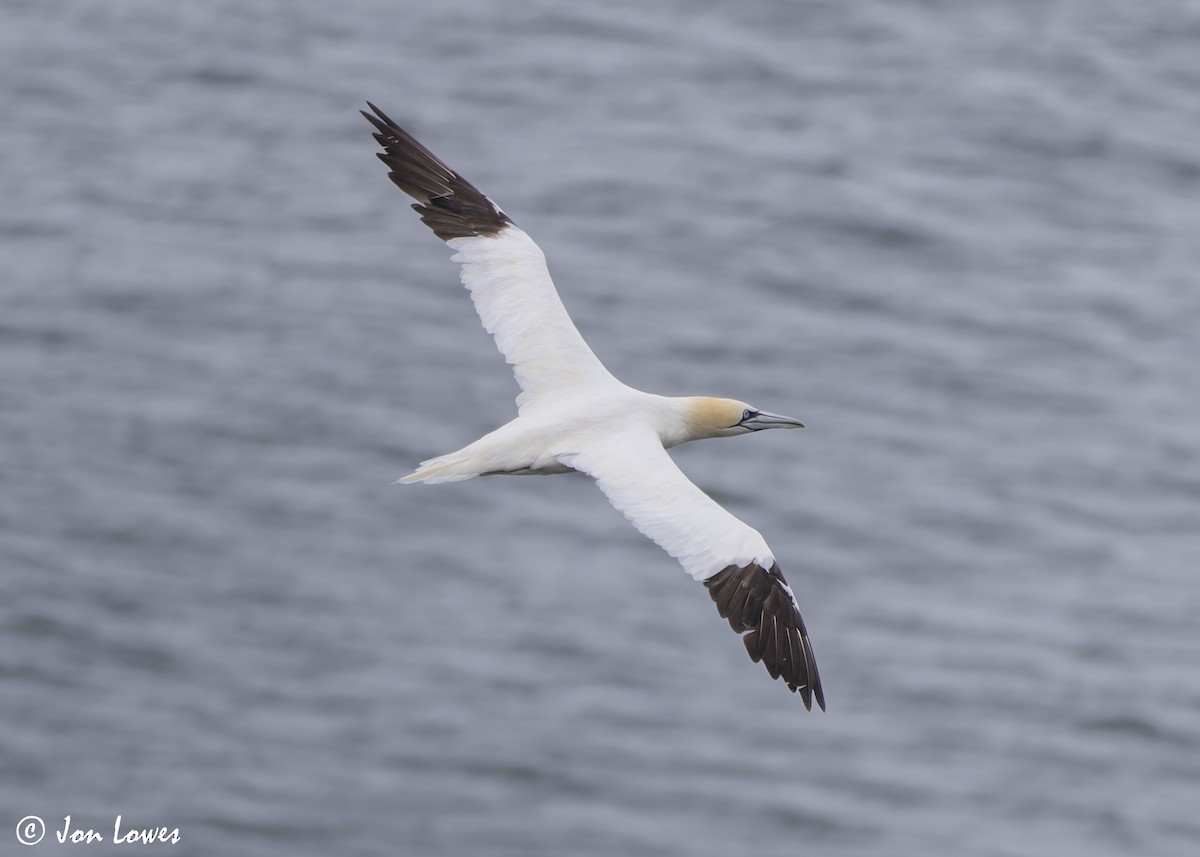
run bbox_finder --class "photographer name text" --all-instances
[15,815,180,846]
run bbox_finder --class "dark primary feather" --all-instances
[704,562,825,711]
[362,102,512,241]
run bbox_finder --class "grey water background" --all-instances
[3,1,1199,855]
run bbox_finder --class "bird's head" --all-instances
[685,397,805,440]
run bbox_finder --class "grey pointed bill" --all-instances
[740,411,805,430]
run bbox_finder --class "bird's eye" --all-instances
[742,409,754,421]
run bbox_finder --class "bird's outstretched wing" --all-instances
[363,103,620,410]
[560,429,825,709]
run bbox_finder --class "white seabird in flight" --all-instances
[364,104,825,709]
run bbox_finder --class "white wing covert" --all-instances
[363,104,618,410]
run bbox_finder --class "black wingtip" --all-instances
[704,562,826,709]
[361,101,513,241]
[364,101,397,129]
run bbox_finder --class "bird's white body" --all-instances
[364,105,825,707]
[400,384,775,582]
[400,384,721,477]
[399,387,671,480]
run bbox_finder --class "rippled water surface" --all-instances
[3,2,1199,855]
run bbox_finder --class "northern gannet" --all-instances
[364,104,825,709]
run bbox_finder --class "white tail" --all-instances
[396,453,479,485]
